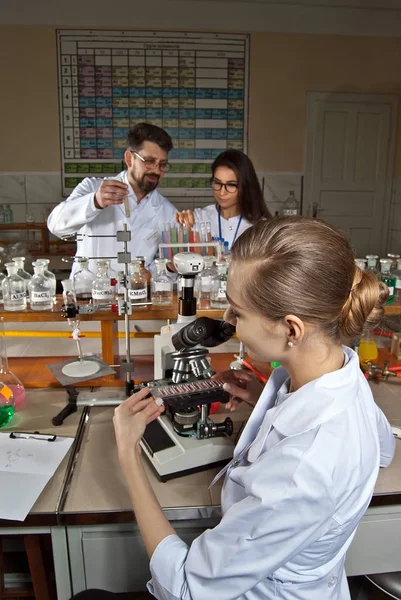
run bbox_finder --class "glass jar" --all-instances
[35,258,57,305]
[129,260,147,303]
[73,257,95,302]
[358,329,378,364]
[196,256,217,309]
[133,256,152,300]
[379,258,396,305]
[151,258,173,306]
[91,260,115,309]
[0,272,5,304]
[0,317,25,416]
[2,263,27,311]
[12,256,32,301]
[210,262,228,308]
[387,253,400,272]
[354,258,367,271]
[393,258,401,302]
[365,255,380,280]
[29,262,53,311]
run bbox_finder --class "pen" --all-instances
[233,355,269,384]
[10,432,57,442]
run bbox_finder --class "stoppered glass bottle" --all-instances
[133,256,152,300]
[73,257,95,302]
[29,262,53,311]
[91,260,115,309]
[12,256,32,301]
[379,258,395,305]
[210,262,229,309]
[129,260,147,303]
[365,255,380,280]
[2,263,27,311]
[196,256,217,309]
[151,259,173,306]
[35,258,57,305]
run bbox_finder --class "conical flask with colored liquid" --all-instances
[0,317,26,423]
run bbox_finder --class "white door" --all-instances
[304,93,397,257]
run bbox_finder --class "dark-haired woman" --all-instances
[176,149,271,249]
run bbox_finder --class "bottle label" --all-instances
[10,292,25,301]
[217,288,227,298]
[283,209,298,216]
[31,291,51,301]
[388,286,394,296]
[92,289,113,300]
[154,283,171,292]
[129,288,147,300]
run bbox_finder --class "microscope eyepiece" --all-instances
[172,317,236,351]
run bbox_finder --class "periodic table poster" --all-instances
[57,30,249,196]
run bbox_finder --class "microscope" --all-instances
[141,315,237,481]
[154,252,206,380]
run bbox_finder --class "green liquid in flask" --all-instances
[0,404,15,428]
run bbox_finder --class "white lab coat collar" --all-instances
[272,346,357,437]
[235,346,358,456]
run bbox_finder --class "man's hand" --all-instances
[94,180,128,209]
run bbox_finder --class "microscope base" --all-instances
[140,414,234,482]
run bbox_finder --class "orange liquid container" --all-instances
[358,339,378,363]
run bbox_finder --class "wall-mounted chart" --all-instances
[57,30,249,196]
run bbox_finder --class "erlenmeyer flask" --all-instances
[0,317,26,414]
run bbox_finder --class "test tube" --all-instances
[177,222,183,248]
[165,223,172,261]
[189,227,195,253]
[161,224,167,259]
[183,223,190,248]
[200,222,206,256]
[171,224,178,256]
[206,222,213,256]
[194,223,201,251]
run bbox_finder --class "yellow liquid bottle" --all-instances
[358,332,378,363]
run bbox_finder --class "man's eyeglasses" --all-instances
[132,151,171,172]
[210,178,239,194]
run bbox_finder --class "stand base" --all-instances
[61,360,101,378]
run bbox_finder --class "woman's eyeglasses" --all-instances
[132,151,172,172]
[210,178,239,193]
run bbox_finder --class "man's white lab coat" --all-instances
[47,171,177,275]
[147,346,395,600]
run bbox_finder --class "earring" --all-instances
[287,340,294,348]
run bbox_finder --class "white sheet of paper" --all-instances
[0,434,74,521]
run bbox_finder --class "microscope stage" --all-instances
[140,415,234,482]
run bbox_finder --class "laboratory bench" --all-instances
[0,370,401,598]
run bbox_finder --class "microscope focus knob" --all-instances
[222,417,234,437]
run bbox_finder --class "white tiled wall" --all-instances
[0,170,303,237]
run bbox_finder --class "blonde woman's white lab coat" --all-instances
[147,346,395,600]
[47,171,177,276]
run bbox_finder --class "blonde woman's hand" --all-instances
[214,369,265,412]
[175,210,195,228]
[113,387,164,464]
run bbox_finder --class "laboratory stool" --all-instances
[363,572,401,599]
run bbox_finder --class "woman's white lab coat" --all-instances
[193,204,252,249]
[47,171,177,275]
[147,346,395,600]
